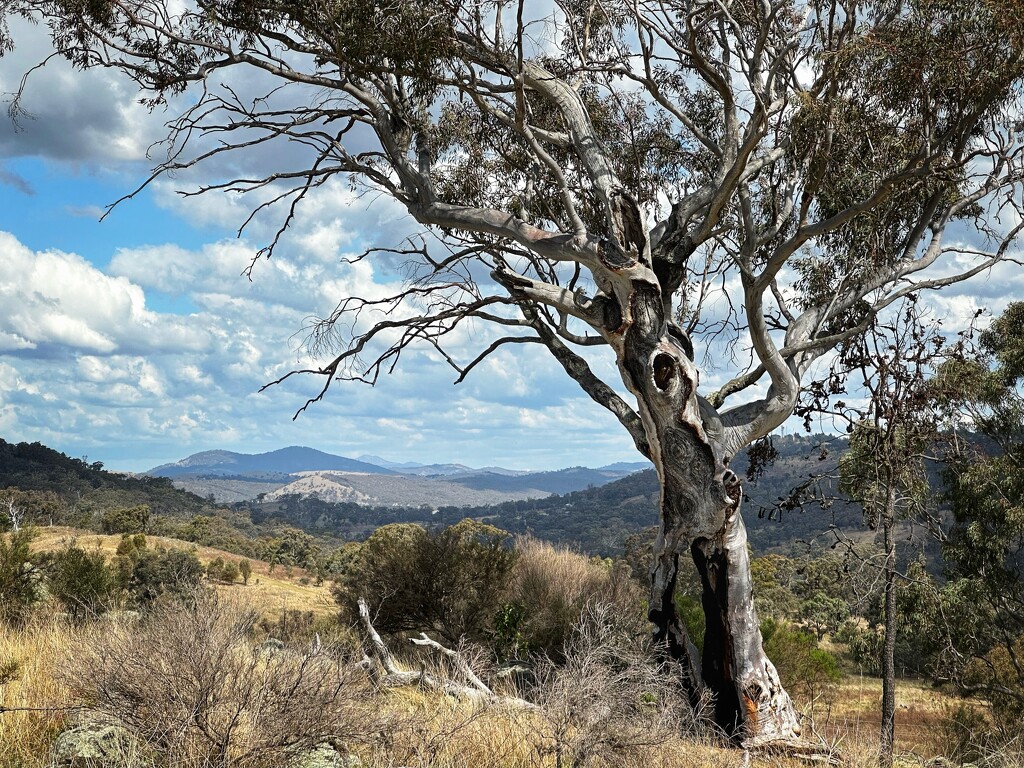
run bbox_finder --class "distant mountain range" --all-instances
[147,447,652,505]
[149,446,398,478]
[237,433,881,558]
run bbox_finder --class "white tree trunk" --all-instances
[612,307,802,744]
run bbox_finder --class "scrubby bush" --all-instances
[47,542,116,621]
[835,619,882,674]
[67,592,373,768]
[334,519,516,643]
[124,545,204,605]
[0,528,42,624]
[964,636,1024,735]
[528,604,705,767]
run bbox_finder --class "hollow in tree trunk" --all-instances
[615,318,803,745]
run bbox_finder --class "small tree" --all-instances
[835,301,942,768]
[238,559,252,585]
[761,621,842,717]
[0,495,24,532]
[221,561,240,584]
[0,528,41,623]
[207,557,226,582]
[932,303,1024,733]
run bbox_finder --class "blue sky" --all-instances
[0,21,1019,474]
[0,22,646,472]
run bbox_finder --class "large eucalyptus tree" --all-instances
[4,0,1024,744]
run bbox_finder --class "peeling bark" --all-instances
[694,513,803,745]
[605,281,801,744]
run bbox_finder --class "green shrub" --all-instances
[207,556,226,581]
[0,528,42,623]
[835,619,882,674]
[762,619,842,707]
[126,546,204,605]
[938,702,990,764]
[333,519,516,643]
[47,543,116,620]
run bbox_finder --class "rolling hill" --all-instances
[150,447,652,505]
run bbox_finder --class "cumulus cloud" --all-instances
[0,21,164,165]
[0,233,203,358]
[0,223,643,471]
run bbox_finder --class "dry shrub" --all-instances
[528,603,713,768]
[502,538,646,659]
[64,591,374,768]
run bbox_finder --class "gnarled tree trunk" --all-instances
[611,307,802,745]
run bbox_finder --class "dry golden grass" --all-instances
[28,526,336,618]
[0,613,75,768]
[0,612,737,768]
[0,563,1000,768]
[792,675,986,766]
[352,687,740,768]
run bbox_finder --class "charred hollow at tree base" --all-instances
[645,450,804,744]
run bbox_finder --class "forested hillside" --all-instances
[0,439,215,521]
[240,433,870,556]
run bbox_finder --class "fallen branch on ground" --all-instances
[356,598,536,710]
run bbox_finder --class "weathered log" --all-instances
[356,598,536,711]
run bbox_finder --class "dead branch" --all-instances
[356,598,536,711]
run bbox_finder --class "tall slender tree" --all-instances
[837,301,941,768]
[4,0,1024,744]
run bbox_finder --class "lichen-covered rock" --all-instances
[50,723,148,768]
[286,743,362,768]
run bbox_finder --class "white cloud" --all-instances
[0,20,165,165]
[0,233,203,358]
[0,225,648,471]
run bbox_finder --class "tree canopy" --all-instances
[6,0,1024,746]
[2,0,1020,447]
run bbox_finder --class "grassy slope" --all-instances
[1,528,991,768]
[0,617,972,768]
[28,526,336,618]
